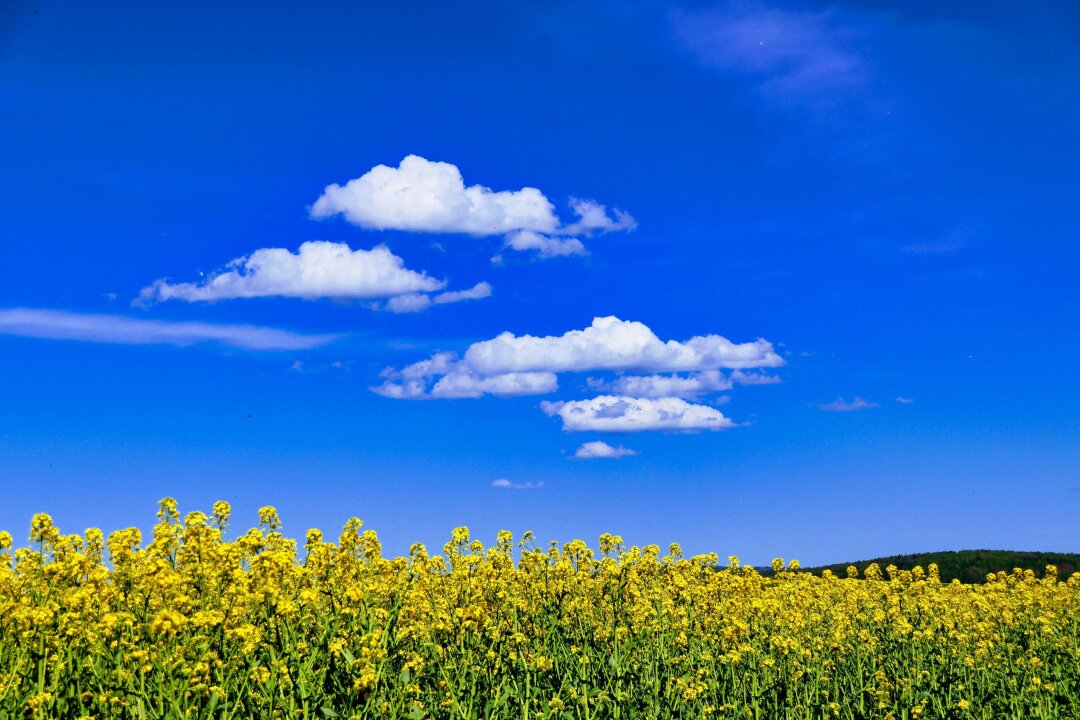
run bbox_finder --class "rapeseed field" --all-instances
[1,499,1077,719]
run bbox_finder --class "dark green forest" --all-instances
[788,550,1080,583]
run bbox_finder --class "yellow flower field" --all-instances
[1,500,1078,719]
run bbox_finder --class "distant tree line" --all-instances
[760,550,1079,583]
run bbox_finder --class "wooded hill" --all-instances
[766,550,1080,583]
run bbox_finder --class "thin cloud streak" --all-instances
[903,228,970,255]
[672,2,866,101]
[817,396,879,412]
[0,308,339,351]
[491,478,544,490]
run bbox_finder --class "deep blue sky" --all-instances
[2,0,1078,565]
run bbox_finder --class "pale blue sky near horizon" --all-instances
[1,0,1078,566]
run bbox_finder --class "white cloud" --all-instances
[380,281,493,314]
[389,351,459,381]
[375,318,778,433]
[311,155,560,235]
[491,478,544,490]
[817,396,879,412]
[504,230,587,259]
[434,281,493,305]
[605,368,778,398]
[464,316,783,375]
[896,396,915,404]
[0,308,337,351]
[309,155,635,259]
[139,241,446,304]
[374,369,557,400]
[572,441,640,459]
[543,395,735,433]
[139,241,490,313]
[383,293,435,314]
[607,371,732,398]
[375,316,782,399]
[429,370,558,399]
[371,351,557,399]
[563,198,637,234]
[731,369,784,386]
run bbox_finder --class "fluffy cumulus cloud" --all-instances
[375,317,780,433]
[311,155,559,235]
[0,308,337,351]
[374,316,782,400]
[462,316,783,375]
[542,396,735,433]
[138,241,488,312]
[817,396,879,412]
[572,441,640,459]
[310,155,635,259]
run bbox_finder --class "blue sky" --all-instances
[2,0,1078,565]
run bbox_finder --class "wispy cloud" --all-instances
[895,396,915,404]
[491,478,544,490]
[903,228,971,255]
[599,368,779,400]
[672,2,866,104]
[384,282,493,314]
[903,242,959,255]
[0,308,337,351]
[817,396,879,412]
[291,359,354,375]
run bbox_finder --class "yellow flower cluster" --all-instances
[1,500,1078,719]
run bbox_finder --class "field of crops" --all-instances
[1,500,1078,720]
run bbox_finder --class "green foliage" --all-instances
[791,550,1080,583]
